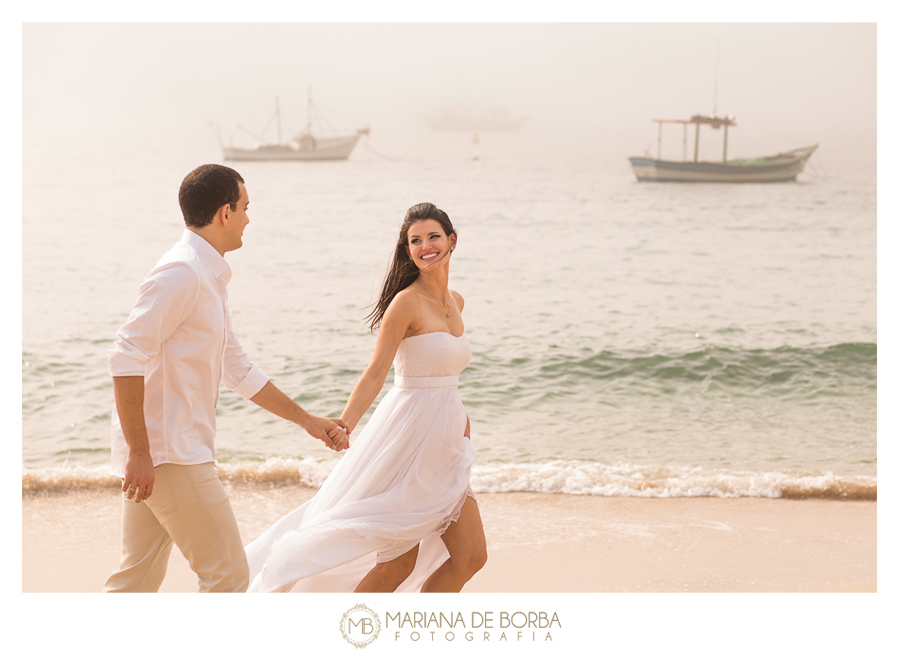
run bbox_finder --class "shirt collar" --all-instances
[182,229,232,285]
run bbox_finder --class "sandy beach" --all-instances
[22,486,875,593]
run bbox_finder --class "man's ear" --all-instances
[214,203,230,227]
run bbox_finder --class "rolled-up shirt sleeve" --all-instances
[221,291,269,400]
[108,262,199,376]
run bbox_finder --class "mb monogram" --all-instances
[340,604,382,648]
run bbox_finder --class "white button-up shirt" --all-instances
[108,229,268,477]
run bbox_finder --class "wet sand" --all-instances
[22,487,875,593]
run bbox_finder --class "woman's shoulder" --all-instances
[385,287,420,318]
[391,286,419,305]
[450,289,465,311]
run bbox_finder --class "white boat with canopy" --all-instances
[629,114,817,183]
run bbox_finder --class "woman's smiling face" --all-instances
[407,219,455,271]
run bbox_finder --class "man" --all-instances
[103,164,348,593]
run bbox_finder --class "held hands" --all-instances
[305,415,351,451]
[327,420,350,451]
[122,451,155,503]
[249,383,350,451]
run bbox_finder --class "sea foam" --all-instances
[22,459,876,500]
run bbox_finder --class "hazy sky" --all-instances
[22,22,876,156]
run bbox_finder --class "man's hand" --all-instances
[306,416,350,451]
[122,450,155,503]
[114,376,154,502]
[251,382,350,450]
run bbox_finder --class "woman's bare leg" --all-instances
[421,497,487,592]
[354,544,420,593]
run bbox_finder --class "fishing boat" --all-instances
[216,90,368,162]
[425,104,526,131]
[629,114,817,183]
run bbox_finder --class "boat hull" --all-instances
[223,134,360,161]
[629,145,817,183]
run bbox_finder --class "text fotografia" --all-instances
[386,611,561,642]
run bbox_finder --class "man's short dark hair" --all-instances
[178,164,245,228]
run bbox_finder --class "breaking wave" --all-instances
[22,458,876,500]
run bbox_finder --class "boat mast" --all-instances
[694,123,701,162]
[712,39,728,163]
[723,122,729,163]
[657,122,663,160]
[712,38,720,118]
[306,85,312,134]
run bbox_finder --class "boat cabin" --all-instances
[651,114,737,163]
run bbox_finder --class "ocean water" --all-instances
[21,126,876,499]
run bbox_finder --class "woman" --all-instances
[245,202,486,593]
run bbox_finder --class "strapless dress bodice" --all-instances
[393,332,471,378]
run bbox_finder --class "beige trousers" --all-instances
[103,462,249,593]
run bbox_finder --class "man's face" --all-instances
[224,182,250,252]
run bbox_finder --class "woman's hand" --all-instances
[305,415,350,451]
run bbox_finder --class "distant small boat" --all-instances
[629,114,817,183]
[216,89,368,162]
[426,104,526,132]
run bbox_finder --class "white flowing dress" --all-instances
[246,331,476,592]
